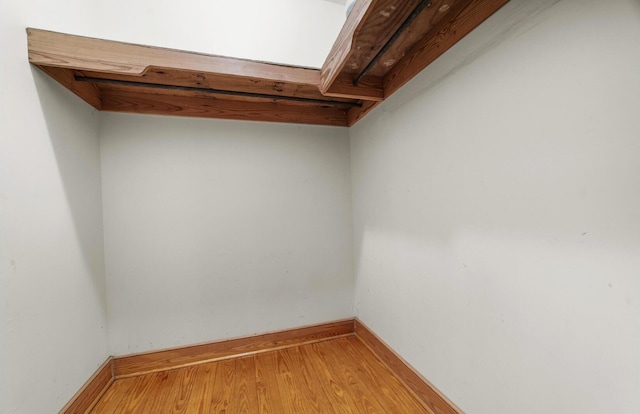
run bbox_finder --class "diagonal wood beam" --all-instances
[384,0,510,96]
[319,0,376,95]
[348,0,510,126]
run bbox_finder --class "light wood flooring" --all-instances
[90,336,434,413]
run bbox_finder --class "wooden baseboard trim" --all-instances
[113,319,355,378]
[59,357,113,414]
[60,318,462,413]
[354,319,463,414]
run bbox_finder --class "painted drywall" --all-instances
[1,0,347,411]
[349,0,640,413]
[6,0,638,412]
[0,1,109,413]
[91,0,350,355]
[101,114,354,354]
[87,0,350,355]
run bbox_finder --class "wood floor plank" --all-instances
[315,340,388,414]
[235,355,259,413]
[297,344,353,414]
[164,365,198,413]
[254,351,285,414]
[284,346,336,413]
[274,348,301,413]
[183,362,217,413]
[136,370,179,413]
[89,377,135,413]
[305,341,365,413]
[207,358,236,412]
[341,336,434,413]
[91,337,446,414]
[109,371,163,413]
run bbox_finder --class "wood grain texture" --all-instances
[284,346,336,412]
[28,0,507,127]
[92,337,434,414]
[95,82,354,109]
[322,73,384,101]
[209,358,236,412]
[347,0,508,126]
[383,0,509,96]
[355,319,463,414]
[364,0,461,77]
[182,363,217,412]
[235,356,259,413]
[255,350,286,414]
[320,0,376,93]
[58,357,113,414]
[27,28,362,126]
[27,28,319,84]
[143,370,179,412]
[297,343,355,413]
[99,89,350,126]
[337,336,435,413]
[37,66,102,109]
[113,319,355,378]
[348,100,380,126]
[88,376,135,413]
[111,371,169,412]
[165,365,198,412]
[314,339,388,413]
[76,67,355,104]
[342,0,424,75]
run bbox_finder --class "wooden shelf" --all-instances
[28,0,508,127]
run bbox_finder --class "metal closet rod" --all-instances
[354,0,432,86]
[74,76,363,109]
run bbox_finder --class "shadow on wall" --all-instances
[382,0,561,116]
[30,66,108,314]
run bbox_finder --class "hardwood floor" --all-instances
[90,336,434,413]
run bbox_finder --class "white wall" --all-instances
[100,114,354,354]
[1,0,347,411]
[87,0,350,356]
[90,0,346,68]
[7,0,638,411]
[0,1,108,413]
[350,0,640,413]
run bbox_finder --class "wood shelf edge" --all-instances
[27,28,321,85]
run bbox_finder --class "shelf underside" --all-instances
[28,0,508,127]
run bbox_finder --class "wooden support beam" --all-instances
[322,73,384,101]
[384,0,509,97]
[37,66,102,109]
[75,68,347,104]
[27,28,360,126]
[348,100,380,126]
[99,89,349,127]
[344,0,426,77]
[319,0,375,94]
[348,0,509,126]
[27,0,509,127]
